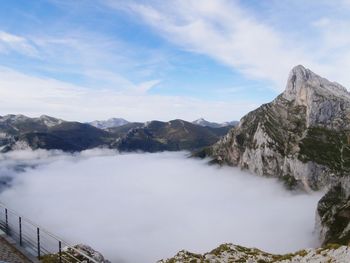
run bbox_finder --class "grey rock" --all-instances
[60,244,110,263]
[158,243,350,263]
[316,177,350,246]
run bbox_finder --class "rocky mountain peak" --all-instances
[202,65,350,191]
[283,65,349,104]
[279,65,350,129]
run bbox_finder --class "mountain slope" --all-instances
[106,122,144,137]
[201,65,350,191]
[116,119,229,152]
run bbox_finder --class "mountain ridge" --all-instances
[0,115,230,153]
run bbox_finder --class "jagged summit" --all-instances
[283,65,349,103]
[276,65,350,130]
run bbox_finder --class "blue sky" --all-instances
[0,0,349,122]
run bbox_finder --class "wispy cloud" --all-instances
[104,0,350,90]
[0,31,38,57]
[104,0,311,89]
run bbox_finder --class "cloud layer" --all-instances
[0,150,323,263]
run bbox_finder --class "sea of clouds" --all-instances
[0,149,323,263]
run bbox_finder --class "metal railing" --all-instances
[0,203,99,263]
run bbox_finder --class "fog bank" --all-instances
[0,150,323,262]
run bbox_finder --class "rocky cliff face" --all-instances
[316,177,350,246]
[207,65,350,191]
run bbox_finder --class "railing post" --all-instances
[37,227,40,259]
[19,217,22,246]
[59,241,62,263]
[5,208,8,235]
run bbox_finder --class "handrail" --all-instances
[0,202,99,263]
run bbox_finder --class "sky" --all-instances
[0,0,349,122]
[0,150,323,262]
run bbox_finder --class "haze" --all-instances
[0,150,323,263]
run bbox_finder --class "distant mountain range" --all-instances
[0,114,111,152]
[0,115,235,153]
[88,117,238,130]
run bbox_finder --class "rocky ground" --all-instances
[159,243,350,263]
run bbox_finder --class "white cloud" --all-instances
[105,0,312,90]
[134,79,161,94]
[0,67,256,122]
[0,150,323,263]
[105,0,350,90]
[0,31,38,57]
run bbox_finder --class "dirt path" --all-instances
[0,236,32,263]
